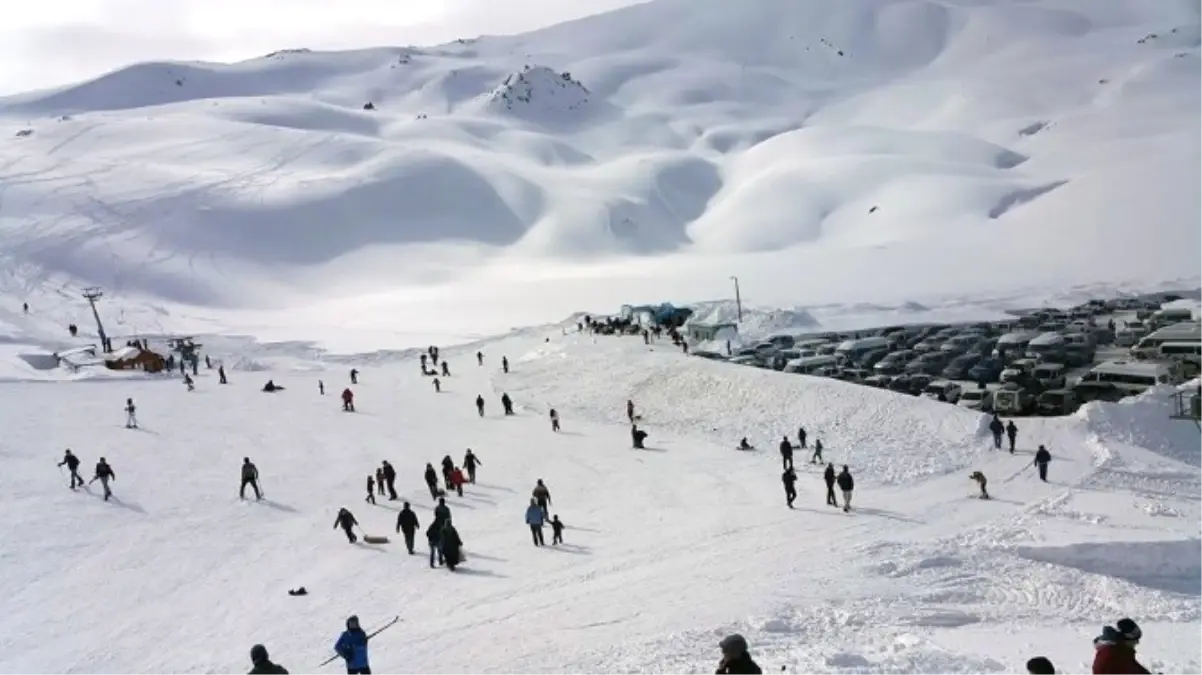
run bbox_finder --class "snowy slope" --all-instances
[0,318,1198,673]
[0,0,1198,348]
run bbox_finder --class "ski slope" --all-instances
[0,315,1198,673]
[0,0,1199,346]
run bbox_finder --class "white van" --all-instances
[1131,322,1201,359]
[1078,360,1177,396]
[1024,332,1066,361]
[1115,324,1149,347]
[784,355,840,375]
[1150,308,1196,328]
[993,331,1040,362]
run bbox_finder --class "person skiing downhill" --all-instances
[395,502,419,554]
[334,507,359,544]
[823,462,837,507]
[532,479,551,518]
[525,499,546,546]
[463,449,480,483]
[58,449,85,489]
[333,615,371,674]
[782,467,797,508]
[240,458,262,500]
[1006,421,1018,454]
[836,465,854,512]
[91,457,116,501]
[125,398,138,429]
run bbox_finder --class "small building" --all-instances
[620,303,694,328]
[105,346,167,373]
[687,322,738,342]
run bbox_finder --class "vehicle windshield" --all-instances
[961,391,983,400]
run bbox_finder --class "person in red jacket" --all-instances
[1093,618,1149,674]
[450,467,466,497]
[341,388,355,412]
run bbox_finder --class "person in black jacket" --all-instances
[426,520,444,568]
[797,426,807,449]
[440,455,455,490]
[782,467,797,508]
[380,461,398,501]
[440,519,463,571]
[988,414,1005,450]
[240,458,262,501]
[365,475,376,505]
[823,463,837,507]
[249,644,288,674]
[716,633,762,674]
[1006,420,1018,454]
[500,392,514,415]
[1033,445,1051,482]
[423,463,440,500]
[779,436,794,470]
[395,502,419,554]
[58,449,85,489]
[836,465,854,512]
[810,439,824,464]
[475,395,485,417]
[433,497,451,526]
[463,449,480,483]
[91,457,116,501]
[334,507,358,543]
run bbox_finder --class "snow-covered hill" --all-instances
[0,0,1198,348]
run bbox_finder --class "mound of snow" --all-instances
[1077,386,1202,468]
[479,65,591,120]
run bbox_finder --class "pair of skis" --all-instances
[318,615,401,667]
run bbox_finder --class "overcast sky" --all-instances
[0,0,643,95]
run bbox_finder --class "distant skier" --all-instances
[525,499,546,546]
[500,392,514,415]
[432,377,441,393]
[218,365,227,384]
[502,356,509,373]
[836,465,854,512]
[365,475,376,505]
[125,398,138,429]
[333,615,370,674]
[532,479,551,518]
[248,644,289,674]
[969,471,989,499]
[549,408,560,432]
[782,467,797,508]
[463,449,480,483]
[381,461,397,500]
[91,457,116,501]
[810,438,824,464]
[22,302,28,313]
[476,351,483,366]
[395,502,419,554]
[451,466,466,497]
[240,458,262,500]
[420,353,428,370]
[423,463,440,500]
[550,514,565,545]
[440,519,463,571]
[58,449,85,489]
[1006,421,1018,454]
[319,380,325,395]
[798,426,807,449]
[475,395,485,417]
[349,368,359,385]
[426,519,444,567]
[333,507,359,544]
[441,361,450,377]
[341,388,355,412]
[1034,445,1052,482]
[823,463,837,507]
[779,436,794,470]
[989,414,1004,450]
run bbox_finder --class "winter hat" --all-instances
[1115,618,1141,641]
[719,633,748,655]
[250,644,269,664]
[1025,656,1055,674]
[346,615,360,630]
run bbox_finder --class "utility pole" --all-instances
[81,287,110,352]
[730,276,743,323]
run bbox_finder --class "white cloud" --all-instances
[0,0,644,95]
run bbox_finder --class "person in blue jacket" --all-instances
[525,498,546,546]
[334,615,371,674]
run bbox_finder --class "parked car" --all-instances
[1031,362,1068,390]
[906,353,948,375]
[968,358,1004,383]
[873,350,914,374]
[993,386,1037,415]
[887,374,914,394]
[906,374,935,396]
[942,354,981,380]
[921,380,962,403]
[957,388,994,412]
[1036,389,1079,416]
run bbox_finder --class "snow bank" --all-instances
[1077,386,1201,468]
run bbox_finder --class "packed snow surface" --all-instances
[0,0,1199,349]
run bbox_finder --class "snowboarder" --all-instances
[970,471,990,499]
[333,615,370,674]
[501,356,509,373]
[631,424,648,449]
[779,436,794,470]
[341,388,355,412]
[440,455,455,490]
[823,462,837,507]
[91,457,115,501]
[440,361,449,377]
[525,499,546,546]
[349,368,358,385]
[440,519,463,571]
[1092,618,1147,675]
[333,507,358,544]
[318,380,325,395]
[375,467,385,496]
[463,449,480,483]
[218,365,227,384]
[365,475,376,505]
[58,449,85,489]
[782,467,797,508]
[549,408,560,432]
[798,426,807,449]
[240,457,262,500]
[550,514,565,545]
[248,643,288,674]
[811,438,824,464]
[1034,445,1052,482]
[426,519,443,567]
[717,633,762,674]
[423,463,440,500]
[836,465,854,512]
[450,466,466,497]
[1006,420,1018,454]
[626,399,635,423]
[381,461,397,500]
[125,398,138,429]
[433,496,451,526]
[395,502,419,554]
[475,395,485,417]
[500,392,514,415]
[432,377,441,393]
[476,351,483,366]
[989,414,1005,450]
[532,479,551,518]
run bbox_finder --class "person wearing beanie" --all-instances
[1092,617,1149,674]
[1026,656,1055,674]
[248,644,288,674]
[716,633,762,674]
[334,615,371,674]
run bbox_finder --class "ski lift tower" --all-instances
[81,287,110,353]
[1169,386,1201,431]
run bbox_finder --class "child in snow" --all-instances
[366,476,376,504]
[550,515,565,545]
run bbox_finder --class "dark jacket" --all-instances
[396,507,418,533]
[717,653,762,674]
[989,417,1004,435]
[60,453,80,471]
[1092,627,1148,674]
[1034,448,1051,465]
[836,470,854,491]
[95,461,114,479]
[424,466,438,486]
[433,502,451,525]
[464,452,479,469]
[241,462,258,481]
[782,469,797,486]
[440,523,463,566]
[426,520,442,545]
[1006,422,1018,438]
[823,465,836,485]
[381,462,396,481]
[533,485,551,503]
[334,510,357,531]
[779,439,793,456]
[249,660,289,674]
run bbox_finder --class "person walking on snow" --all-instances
[626,399,635,423]
[823,462,838,507]
[423,463,440,500]
[91,457,116,501]
[550,515,565,545]
[349,368,359,385]
[450,467,466,496]
[502,356,509,373]
[500,392,514,415]
[440,519,463,571]
[810,438,824,464]
[333,615,370,674]
[125,398,138,429]
[476,351,483,366]
[433,496,451,526]
[333,507,359,544]
[779,436,794,470]
[375,467,385,496]
[432,377,441,393]
[1034,445,1052,482]
[970,471,989,499]
[836,465,854,512]
[58,449,85,489]
[440,455,455,491]
[532,479,552,518]
[797,426,807,449]
[183,373,194,391]
[248,643,289,674]
[395,502,419,554]
[989,414,1005,450]
[475,395,485,417]
[341,388,355,412]
[218,365,227,384]
[525,499,546,546]
[319,380,325,395]
[463,449,480,483]
[782,467,798,508]
[549,408,560,432]
[240,457,262,500]
[1006,421,1018,454]
[426,519,444,567]
[365,475,376,505]
[380,461,397,500]
[440,361,449,377]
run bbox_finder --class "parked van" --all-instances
[920,380,962,403]
[993,331,1040,362]
[1149,307,1196,328]
[1078,360,1177,397]
[1115,324,1149,347]
[835,337,892,364]
[783,355,840,375]
[1130,322,1201,359]
[1025,332,1066,362]
[1032,363,1068,389]
[1160,341,1201,377]
[994,387,1036,415]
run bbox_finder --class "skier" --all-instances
[532,479,551,518]
[631,424,648,449]
[91,457,116,501]
[450,466,466,497]
[58,449,85,489]
[426,519,444,567]
[333,507,358,544]
[433,496,451,526]
[836,465,854,512]
[365,475,376,505]
[797,425,807,449]
[626,399,635,423]
[500,392,514,415]
[349,368,359,385]
[1034,445,1052,482]
[549,408,560,432]
[501,356,509,373]
[463,449,480,483]
[381,461,397,500]
[395,502,419,554]
[782,467,797,508]
[1006,420,1018,454]
[341,388,355,412]
[989,414,1005,450]
[970,471,990,499]
[475,395,485,417]
[183,373,194,391]
[423,463,440,500]
[440,361,449,377]
[319,380,325,395]
[375,467,386,496]
[550,514,565,545]
[440,455,455,491]
[1092,618,1148,675]
[717,633,762,674]
[240,458,262,500]
[525,498,546,546]
[248,644,289,674]
[823,462,837,507]
[440,519,463,571]
[810,438,824,464]
[218,365,227,384]
[779,436,794,470]
[476,350,483,366]
[125,398,138,429]
[333,615,370,674]
[432,377,441,393]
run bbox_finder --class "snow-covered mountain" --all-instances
[0,0,1198,347]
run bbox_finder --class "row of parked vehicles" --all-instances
[694,295,1199,417]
